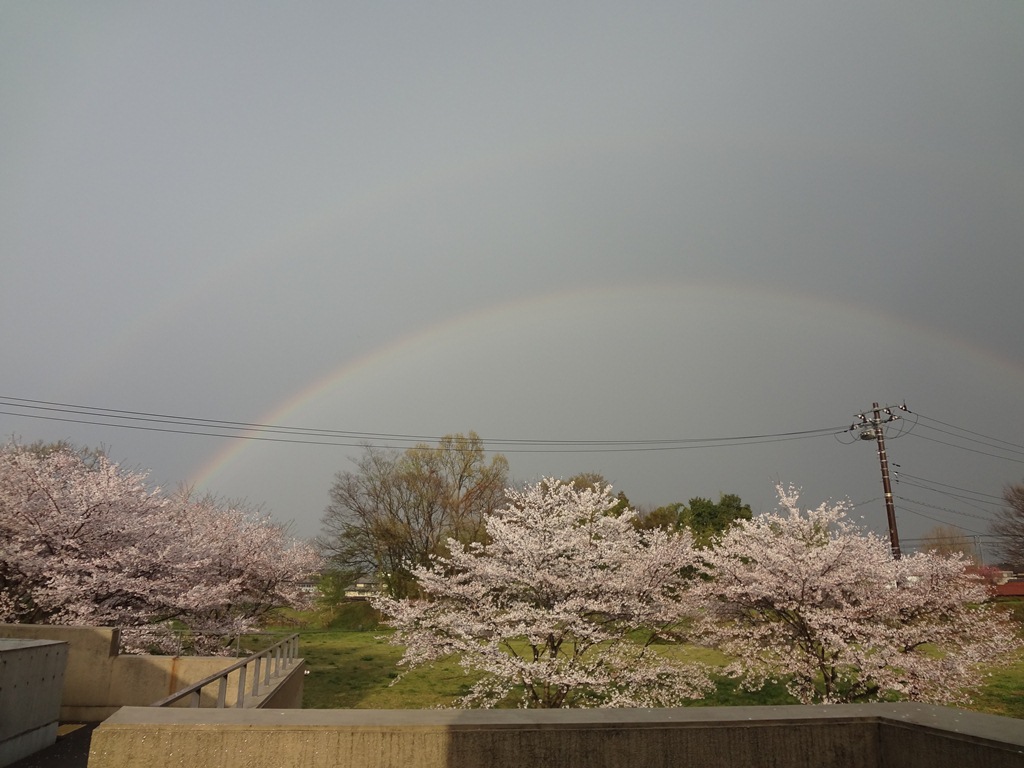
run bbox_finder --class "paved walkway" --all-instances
[9,724,96,768]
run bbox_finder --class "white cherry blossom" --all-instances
[374,478,713,708]
[0,443,320,653]
[696,485,1020,704]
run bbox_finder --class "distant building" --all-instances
[295,579,322,597]
[344,577,382,600]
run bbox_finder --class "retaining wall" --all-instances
[86,704,1024,768]
[0,639,68,767]
[0,625,303,721]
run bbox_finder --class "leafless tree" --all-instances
[318,433,508,598]
[919,524,979,563]
[991,482,1024,569]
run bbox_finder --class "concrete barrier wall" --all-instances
[0,639,68,768]
[878,706,1024,768]
[0,624,119,720]
[258,660,305,710]
[85,704,1024,768]
[0,625,302,721]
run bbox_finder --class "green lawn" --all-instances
[967,650,1024,719]
[289,628,1023,716]
[299,630,469,708]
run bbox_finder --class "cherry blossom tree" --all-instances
[373,478,714,708]
[696,485,1019,705]
[157,489,322,652]
[0,442,320,652]
[0,445,172,626]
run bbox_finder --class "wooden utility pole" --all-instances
[853,403,907,560]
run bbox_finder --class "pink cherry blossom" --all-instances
[374,478,714,708]
[696,484,1020,704]
[0,443,320,653]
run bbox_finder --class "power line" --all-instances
[903,533,1011,543]
[895,480,1004,509]
[903,411,1024,463]
[904,432,1024,465]
[893,500,989,536]
[912,412,1024,454]
[895,504,990,536]
[895,472,1005,503]
[911,423,1024,458]
[894,495,995,524]
[0,395,847,454]
[849,497,882,509]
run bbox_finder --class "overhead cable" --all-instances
[0,395,846,454]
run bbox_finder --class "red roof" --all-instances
[994,582,1024,597]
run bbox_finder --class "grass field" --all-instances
[290,626,1024,717]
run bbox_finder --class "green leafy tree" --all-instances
[318,433,509,598]
[636,503,685,532]
[638,494,751,545]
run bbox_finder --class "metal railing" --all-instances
[150,633,300,709]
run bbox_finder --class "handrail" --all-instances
[150,633,300,709]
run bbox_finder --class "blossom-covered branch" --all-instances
[696,485,1019,704]
[0,442,320,653]
[374,478,713,708]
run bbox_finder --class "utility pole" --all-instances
[852,402,908,560]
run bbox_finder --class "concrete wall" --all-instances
[85,704,1024,768]
[258,659,305,710]
[0,639,68,767]
[0,625,303,722]
[878,706,1024,768]
[0,624,119,720]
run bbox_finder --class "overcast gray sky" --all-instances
[3,2,1023,554]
